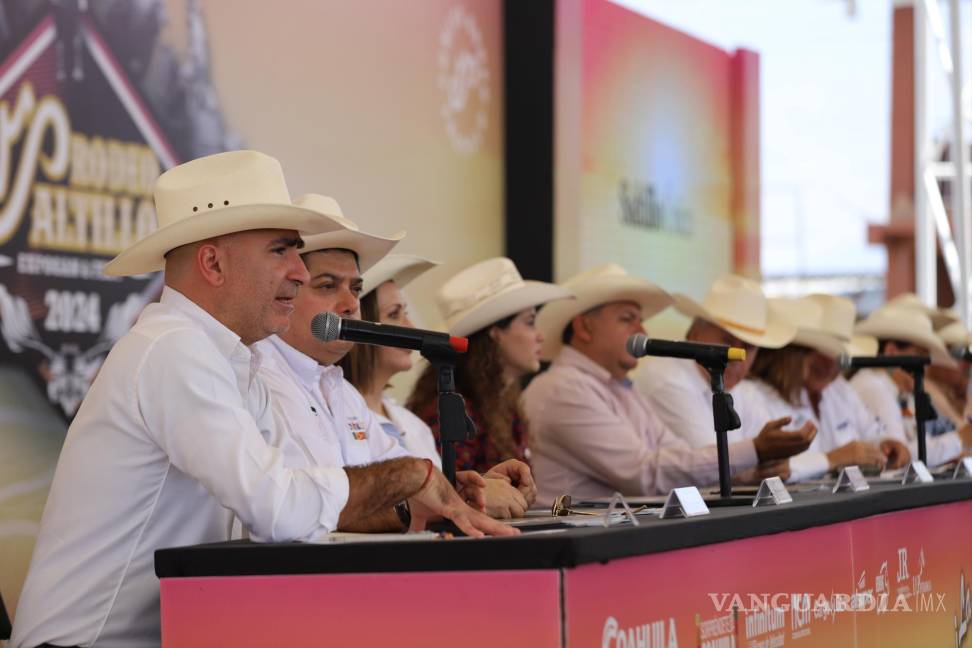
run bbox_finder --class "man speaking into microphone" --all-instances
[523,264,817,505]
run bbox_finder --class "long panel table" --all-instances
[155,480,972,647]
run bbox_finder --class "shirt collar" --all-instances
[160,286,247,362]
[554,345,615,384]
[265,335,328,390]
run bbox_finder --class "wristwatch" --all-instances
[394,500,411,530]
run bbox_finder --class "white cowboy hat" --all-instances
[537,263,672,360]
[437,257,573,337]
[854,306,956,367]
[672,275,796,348]
[294,194,404,273]
[886,293,961,330]
[362,254,440,297]
[936,320,971,350]
[770,296,848,358]
[104,150,346,277]
[848,334,879,357]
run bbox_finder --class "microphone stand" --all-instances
[421,340,474,487]
[704,359,742,498]
[905,364,936,465]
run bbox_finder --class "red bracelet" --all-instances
[417,458,435,493]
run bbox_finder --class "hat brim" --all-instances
[672,294,797,349]
[362,255,440,296]
[449,281,574,338]
[854,320,956,368]
[301,229,405,273]
[792,329,848,358]
[538,277,672,360]
[848,334,879,357]
[104,203,344,277]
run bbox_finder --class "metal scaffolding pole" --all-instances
[949,0,971,326]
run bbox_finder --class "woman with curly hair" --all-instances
[406,257,572,475]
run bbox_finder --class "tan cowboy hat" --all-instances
[672,275,795,348]
[362,254,440,297]
[104,150,346,276]
[770,296,848,358]
[537,263,672,360]
[437,257,573,337]
[848,334,879,357]
[854,306,956,367]
[295,194,404,273]
[886,293,961,330]
[936,320,972,350]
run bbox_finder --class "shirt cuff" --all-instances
[310,466,351,534]
[787,451,830,482]
[914,431,963,467]
[728,439,759,474]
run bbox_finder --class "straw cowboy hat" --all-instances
[104,150,346,276]
[672,275,795,349]
[537,263,671,360]
[362,254,440,297]
[886,293,960,330]
[295,194,404,273]
[936,320,972,350]
[848,334,879,357]
[770,296,848,358]
[854,306,956,367]
[437,257,573,338]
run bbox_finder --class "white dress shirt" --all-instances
[377,395,443,468]
[522,346,759,504]
[851,368,963,466]
[11,287,350,648]
[733,380,830,482]
[633,355,764,448]
[255,336,409,472]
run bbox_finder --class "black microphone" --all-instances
[626,334,746,365]
[837,354,930,371]
[950,346,972,362]
[310,311,469,354]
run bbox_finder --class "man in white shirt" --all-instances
[634,276,798,459]
[524,265,816,504]
[11,153,512,648]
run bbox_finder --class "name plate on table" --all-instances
[902,460,934,484]
[660,486,710,519]
[954,457,972,479]
[752,477,793,507]
[832,465,870,493]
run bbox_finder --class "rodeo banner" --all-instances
[0,0,236,616]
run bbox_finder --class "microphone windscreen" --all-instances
[626,334,647,357]
[836,354,853,371]
[311,311,342,342]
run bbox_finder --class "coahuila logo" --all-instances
[437,5,489,155]
[602,615,678,648]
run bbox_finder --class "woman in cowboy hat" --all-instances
[634,275,800,449]
[339,255,538,517]
[522,264,816,504]
[406,257,573,476]
[850,305,972,466]
[741,296,909,481]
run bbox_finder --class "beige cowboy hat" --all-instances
[104,150,346,276]
[854,306,956,367]
[295,194,404,273]
[672,275,795,348]
[362,254,440,297]
[936,320,972,350]
[886,293,961,330]
[770,296,848,358]
[848,334,879,357]
[537,263,672,360]
[437,257,573,338]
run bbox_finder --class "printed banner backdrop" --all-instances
[565,500,972,647]
[555,0,760,339]
[0,0,504,618]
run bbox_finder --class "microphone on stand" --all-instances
[311,311,468,355]
[626,334,746,364]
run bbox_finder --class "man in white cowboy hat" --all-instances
[633,276,802,459]
[256,197,531,526]
[11,155,511,648]
[522,264,816,504]
[851,305,972,466]
[925,320,972,427]
[738,296,909,481]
